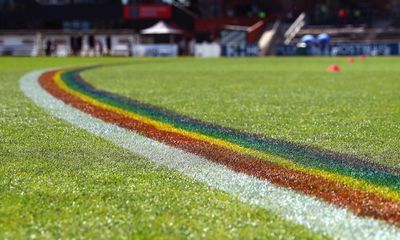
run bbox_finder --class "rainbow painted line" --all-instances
[20,64,400,238]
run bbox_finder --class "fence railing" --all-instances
[284,12,306,45]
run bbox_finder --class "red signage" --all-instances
[123,4,172,20]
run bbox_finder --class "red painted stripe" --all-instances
[39,70,400,225]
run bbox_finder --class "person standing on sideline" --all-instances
[88,34,95,56]
[106,36,112,56]
[45,39,53,56]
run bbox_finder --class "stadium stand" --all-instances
[1,0,400,56]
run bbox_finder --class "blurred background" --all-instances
[1,0,400,57]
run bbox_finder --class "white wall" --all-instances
[194,42,221,58]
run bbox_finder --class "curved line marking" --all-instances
[40,66,400,225]
[59,67,400,193]
[37,67,400,225]
[20,67,400,239]
[54,69,400,204]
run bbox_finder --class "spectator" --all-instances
[96,39,104,56]
[70,36,82,56]
[338,8,347,26]
[106,36,112,56]
[76,36,83,56]
[70,36,76,55]
[320,4,329,24]
[189,38,196,56]
[317,33,331,56]
[178,37,186,55]
[45,39,53,56]
[88,34,95,56]
[354,9,362,25]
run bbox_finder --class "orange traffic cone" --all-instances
[347,57,355,63]
[327,65,341,72]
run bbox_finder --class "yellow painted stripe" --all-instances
[52,69,400,203]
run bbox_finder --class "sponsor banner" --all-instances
[277,43,400,56]
[123,4,172,20]
[222,43,260,57]
[276,45,297,56]
[132,44,177,57]
[330,43,400,56]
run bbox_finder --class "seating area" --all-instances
[289,25,400,44]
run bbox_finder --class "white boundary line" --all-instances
[19,68,400,239]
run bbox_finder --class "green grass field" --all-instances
[1,57,399,239]
[83,58,400,167]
